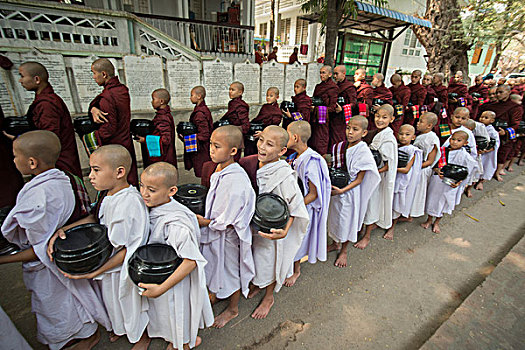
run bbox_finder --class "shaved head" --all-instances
[143,162,178,187]
[267,86,280,96]
[412,70,422,77]
[399,124,415,134]
[295,79,306,88]
[321,65,333,74]
[453,107,470,118]
[288,120,311,143]
[264,125,289,148]
[19,62,49,81]
[481,110,496,121]
[434,73,444,84]
[349,115,368,130]
[390,73,402,84]
[92,144,131,172]
[378,104,394,116]
[421,112,438,127]
[14,130,61,166]
[464,119,476,131]
[373,73,384,83]
[91,58,115,77]
[355,68,366,75]
[452,130,468,141]
[231,81,244,93]
[214,125,243,149]
[192,85,206,98]
[153,88,170,103]
[334,65,346,75]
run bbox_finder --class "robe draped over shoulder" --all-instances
[221,97,250,134]
[142,106,177,168]
[372,84,393,105]
[408,82,427,107]
[245,102,283,156]
[184,101,213,177]
[393,145,423,218]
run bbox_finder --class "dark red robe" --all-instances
[468,83,489,121]
[89,76,138,185]
[282,91,312,130]
[200,160,217,189]
[141,106,176,169]
[289,52,299,65]
[406,82,428,126]
[446,80,470,117]
[245,102,283,156]
[433,84,449,110]
[255,51,264,65]
[389,83,411,134]
[0,110,24,208]
[424,85,438,112]
[222,97,250,135]
[310,79,338,155]
[372,84,393,105]
[356,81,373,106]
[267,52,277,62]
[337,79,357,107]
[479,99,523,164]
[327,79,357,148]
[27,84,82,178]
[201,155,259,193]
[184,101,213,177]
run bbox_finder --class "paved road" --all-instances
[2,165,524,350]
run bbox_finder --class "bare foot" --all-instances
[251,294,274,319]
[353,236,370,250]
[70,330,100,350]
[474,182,483,191]
[432,222,441,234]
[465,187,473,198]
[398,217,413,223]
[131,332,151,350]
[247,285,260,299]
[166,343,175,350]
[507,166,514,172]
[420,221,431,229]
[495,175,503,182]
[499,170,507,176]
[383,228,394,240]
[284,271,300,287]
[209,292,218,305]
[178,336,202,350]
[334,250,348,267]
[108,332,122,343]
[327,241,340,252]
[212,308,238,328]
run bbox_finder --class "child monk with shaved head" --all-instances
[197,125,256,327]
[134,88,176,168]
[16,61,82,177]
[139,162,213,349]
[284,120,331,284]
[221,81,250,137]
[248,125,309,319]
[49,144,150,349]
[2,130,110,350]
[89,58,139,185]
[282,79,312,130]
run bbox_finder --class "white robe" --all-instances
[200,163,256,299]
[443,125,480,185]
[328,142,380,243]
[364,127,398,229]
[411,131,441,217]
[470,121,490,181]
[146,199,214,349]
[393,145,423,219]
[1,169,111,350]
[292,148,331,263]
[425,148,478,217]
[481,125,500,180]
[0,305,31,350]
[97,185,149,343]
[252,160,309,292]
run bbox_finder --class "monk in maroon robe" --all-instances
[446,71,471,117]
[389,73,411,134]
[267,47,278,62]
[89,58,138,185]
[255,46,265,65]
[0,108,24,208]
[354,68,373,106]
[309,65,338,155]
[406,70,427,126]
[136,89,176,169]
[469,75,489,121]
[184,86,213,177]
[289,47,299,64]
[245,87,282,155]
[478,85,523,181]
[17,62,82,178]
[422,73,438,112]
[283,78,312,131]
[330,65,356,147]
[222,82,250,134]
[371,73,393,105]
[432,73,449,110]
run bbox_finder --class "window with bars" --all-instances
[401,29,422,57]
[259,22,268,37]
[279,18,291,44]
[295,18,309,45]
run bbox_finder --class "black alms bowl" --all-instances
[492,120,508,130]
[448,92,459,99]
[471,92,482,98]
[213,120,230,130]
[329,167,350,189]
[130,119,155,137]
[488,138,497,149]
[252,193,290,233]
[3,116,34,136]
[441,163,468,186]
[517,120,525,135]
[373,98,385,106]
[73,116,99,136]
[371,149,382,168]
[337,96,346,105]
[475,136,489,151]
[398,150,410,168]
[0,207,20,256]
[53,223,112,274]
[280,101,296,113]
[312,97,325,107]
[174,184,208,216]
[128,243,183,285]
[177,121,198,136]
[248,122,265,141]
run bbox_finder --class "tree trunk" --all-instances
[490,41,502,71]
[323,0,339,67]
[269,0,275,49]
[412,0,471,80]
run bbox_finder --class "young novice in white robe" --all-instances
[422,130,478,233]
[1,131,110,350]
[0,306,31,350]
[327,116,380,267]
[463,118,488,196]
[410,112,440,218]
[383,124,422,240]
[197,125,256,328]
[54,145,150,348]
[476,111,500,190]
[443,107,478,159]
[284,121,331,284]
[358,105,398,249]
[139,163,214,350]
[249,125,309,319]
